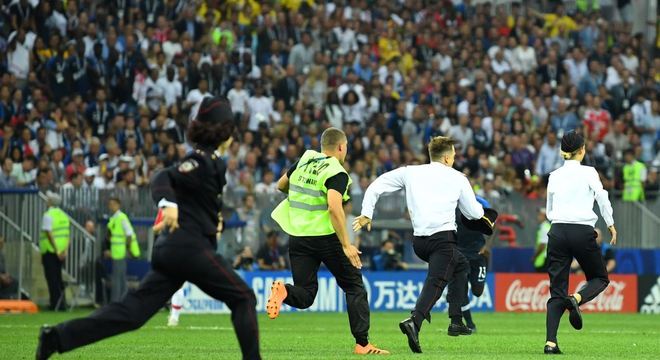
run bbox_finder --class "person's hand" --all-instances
[103,250,111,259]
[608,225,617,246]
[352,215,372,232]
[153,207,179,234]
[217,215,224,234]
[58,252,66,261]
[343,245,363,269]
[0,273,11,285]
[478,245,491,259]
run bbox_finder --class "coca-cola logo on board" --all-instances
[505,279,550,311]
[495,274,638,313]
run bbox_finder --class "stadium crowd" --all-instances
[0,1,659,253]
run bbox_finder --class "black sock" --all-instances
[462,310,474,326]
[411,312,424,330]
[450,315,463,325]
[356,338,369,347]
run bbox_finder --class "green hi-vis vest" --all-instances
[622,161,645,202]
[40,207,70,255]
[108,211,141,260]
[272,150,352,237]
[534,221,552,269]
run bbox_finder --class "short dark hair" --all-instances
[428,136,456,161]
[109,196,121,205]
[320,127,347,151]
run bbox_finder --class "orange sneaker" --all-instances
[354,343,390,355]
[266,281,287,319]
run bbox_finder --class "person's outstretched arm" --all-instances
[354,167,406,232]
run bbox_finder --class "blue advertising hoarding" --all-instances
[179,270,495,314]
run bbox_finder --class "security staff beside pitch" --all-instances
[40,191,71,311]
[543,130,617,355]
[354,136,497,353]
[106,197,140,301]
[267,127,389,355]
[36,97,261,360]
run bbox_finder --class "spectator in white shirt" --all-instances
[156,66,182,107]
[338,70,365,101]
[333,20,358,56]
[247,85,274,132]
[491,50,512,75]
[619,46,639,73]
[341,89,366,127]
[511,34,537,74]
[7,31,30,87]
[254,170,279,195]
[433,43,453,74]
[162,29,183,64]
[227,79,250,121]
[488,37,507,59]
[185,79,213,121]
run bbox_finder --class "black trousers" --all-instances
[284,234,370,345]
[546,223,610,343]
[465,255,487,299]
[54,229,261,360]
[42,253,65,310]
[412,231,468,328]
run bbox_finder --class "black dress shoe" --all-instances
[544,345,562,354]
[36,326,58,360]
[566,296,583,330]
[399,317,422,353]
[447,323,472,336]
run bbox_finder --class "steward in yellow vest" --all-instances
[107,197,139,302]
[107,202,140,260]
[268,127,389,355]
[622,150,647,202]
[40,191,70,310]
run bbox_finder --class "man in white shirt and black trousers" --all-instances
[353,136,497,353]
[544,130,617,355]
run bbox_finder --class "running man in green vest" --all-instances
[532,208,552,273]
[267,127,389,355]
[40,191,70,311]
[107,197,140,301]
[622,149,647,202]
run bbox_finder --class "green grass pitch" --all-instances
[1,311,659,359]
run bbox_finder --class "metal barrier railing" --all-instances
[0,210,33,299]
[613,201,660,249]
[0,189,96,305]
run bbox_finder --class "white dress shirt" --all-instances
[546,160,614,227]
[360,163,485,236]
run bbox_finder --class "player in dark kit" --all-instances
[446,195,492,335]
[36,97,261,360]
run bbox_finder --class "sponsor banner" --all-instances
[180,270,495,314]
[495,273,638,313]
[637,276,660,314]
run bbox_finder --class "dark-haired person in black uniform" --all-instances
[543,130,617,355]
[36,97,261,360]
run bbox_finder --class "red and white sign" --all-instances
[495,273,638,313]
